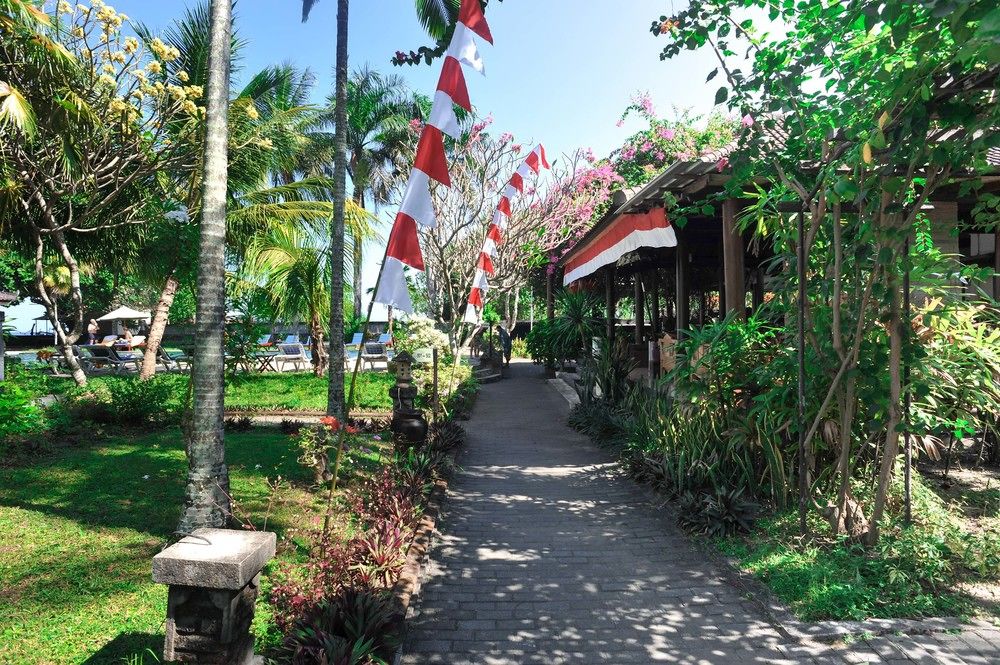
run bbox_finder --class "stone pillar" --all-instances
[153,528,276,664]
[546,270,556,376]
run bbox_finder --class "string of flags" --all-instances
[462,144,550,324]
[373,0,493,314]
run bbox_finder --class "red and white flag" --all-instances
[376,0,492,314]
[462,144,549,324]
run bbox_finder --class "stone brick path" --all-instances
[402,362,1000,664]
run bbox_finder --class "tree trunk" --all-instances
[140,272,179,380]
[178,0,232,533]
[326,0,349,418]
[865,261,904,546]
[33,231,87,385]
[311,312,328,378]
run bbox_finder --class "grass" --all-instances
[714,475,1000,622]
[24,368,397,413]
[0,427,389,664]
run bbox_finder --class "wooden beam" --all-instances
[722,198,746,320]
[634,273,645,343]
[650,270,661,337]
[676,230,690,340]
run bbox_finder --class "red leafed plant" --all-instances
[351,519,409,590]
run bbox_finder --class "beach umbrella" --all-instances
[97,306,151,322]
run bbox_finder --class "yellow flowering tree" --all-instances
[0,0,199,384]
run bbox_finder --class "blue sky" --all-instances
[8,0,724,330]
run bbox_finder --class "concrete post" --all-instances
[153,529,276,664]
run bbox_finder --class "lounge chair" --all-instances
[275,343,309,372]
[158,346,191,372]
[100,334,118,346]
[361,342,389,371]
[282,334,300,345]
[80,344,140,373]
[257,334,274,347]
[377,333,391,345]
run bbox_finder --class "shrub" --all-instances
[393,316,451,361]
[60,375,176,426]
[280,588,400,665]
[677,487,758,537]
[0,379,48,439]
[510,337,529,359]
[351,519,409,590]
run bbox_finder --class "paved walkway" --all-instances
[402,362,1000,664]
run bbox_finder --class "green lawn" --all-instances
[0,428,385,664]
[33,370,397,413]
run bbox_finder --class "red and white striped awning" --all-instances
[562,208,676,285]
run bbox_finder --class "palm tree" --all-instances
[300,0,462,419]
[328,67,420,319]
[243,201,375,377]
[136,4,334,381]
[178,0,233,533]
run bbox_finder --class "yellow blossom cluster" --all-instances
[149,38,180,63]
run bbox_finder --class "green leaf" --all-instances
[706,68,719,82]
[714,86,729,105]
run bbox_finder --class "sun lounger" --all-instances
[282,334,300,345]
[361,342,389,371]
[80,344,140,373]
[158,347,191,372]
[275,343,309,372]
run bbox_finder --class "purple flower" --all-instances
[641,141,654,152]
[741,114,755,127]
[716,157,730,172]
[372,434,382,441]
[658,127,676,141]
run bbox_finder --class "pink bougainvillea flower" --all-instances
[741,114,755,127]
[655,151,666,161]
[409,118,423,132]
[583,148,595,162]
[658,127,676,141]
[499,131,513,144]
[616,119,625,128]
[641,141,654,151]
[716,156,730,172]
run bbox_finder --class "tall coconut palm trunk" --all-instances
[178,0,232,533]
[326,0,349,419]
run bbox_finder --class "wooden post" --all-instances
[675,230,689,341]
[650,270,661,337]
[752,268,765,312]
[546,270,555,374]
[604,266,616,342]
[722,199,746,319]
[994,230,1000,302]
[633,272,644,344]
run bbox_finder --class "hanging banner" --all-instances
[375,0,493,313]
[462,144,550,323]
